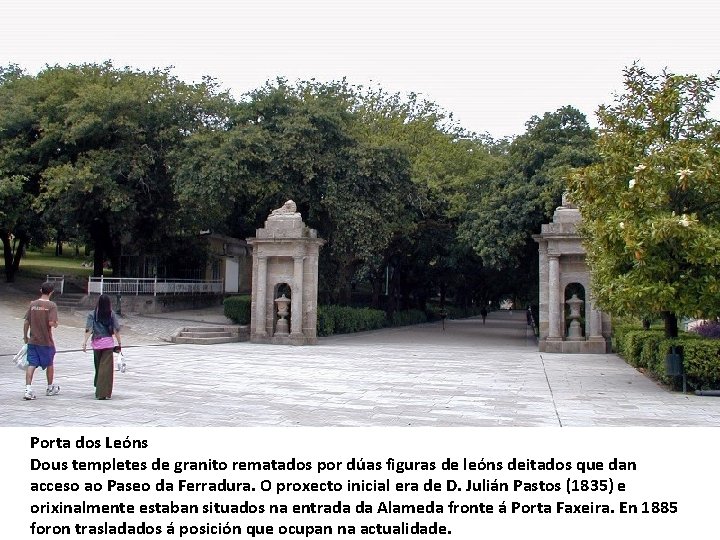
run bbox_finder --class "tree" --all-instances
[459,106,597,271]
[174,80,421,305]
[0,65,53,281]
[569,64,720,337]
[346,84,506,309]
[454,106,596,308]
[1,63,234,278]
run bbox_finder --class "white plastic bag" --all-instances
[13,344,28,370]
[115,352,126,373]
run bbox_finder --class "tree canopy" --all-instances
[0,63,234,279]
[459,105,597,270]
[2,61,603,314]
[569,64,720,336]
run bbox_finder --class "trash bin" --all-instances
[665,347,683,376]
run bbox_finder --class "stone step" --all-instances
[179,331,233,339]
[170,325,249,345]
[171,335,241,345]
[54,293,86,311]
[55,293,85,301]
[181,326,230,333]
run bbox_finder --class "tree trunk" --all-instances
[2,232,26,283]
[93,244,105,277]
[2,232,14,282]
[10,237,25,281]
[90,219,111,277]
[109,237,122,278]
[662,311,679,338]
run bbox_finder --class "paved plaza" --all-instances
[1,280,720,427]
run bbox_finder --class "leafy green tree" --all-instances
[175,80,353,235]
[459,106,597,272]
[569,64,720,337]
[0,175,36,281]
[174,80,418,304]
[346,84,506,309]
[0,65,54,281]
[1,63,234,278]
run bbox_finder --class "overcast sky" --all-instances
[2,0,719,138]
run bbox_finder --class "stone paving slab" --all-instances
[2,288,720,427]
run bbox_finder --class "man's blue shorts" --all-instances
[27,344,56,370]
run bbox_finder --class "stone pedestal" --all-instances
[274,294,291,336]
[566,294,584,341]
[247,201,325,345]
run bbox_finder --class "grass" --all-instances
[1,244,107,280]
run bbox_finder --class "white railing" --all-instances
[46,275,65,294]
[88,277,223,296]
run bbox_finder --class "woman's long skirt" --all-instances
[93,348,114,399]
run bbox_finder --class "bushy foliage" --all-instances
[460,106,597,270]
[614,325,719,389]
[223,295,251,324]
[570,65,720,336]
[639,333,670,371]
[692,320,720,339]
[317,306,386,336]
[619,329,663,368]
[426,305,484,321]
[317,305,436,336]
[677,338,720,389]
[389,309,427,327]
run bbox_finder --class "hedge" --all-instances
[613,326,720,389]
[613,326,664,367]
[389,309,427,327]
[224,300,434,336]
[223,295,252,324]
[677,338,720,388]
[317,306,386,337]
[426,305,485,321]
[317,306,432,337]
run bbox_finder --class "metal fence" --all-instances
[45,275,65,294]
[87,277,223,296]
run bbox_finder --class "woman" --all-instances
[82,294,122,400]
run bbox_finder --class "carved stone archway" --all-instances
[533,196,611,353]
[247,201,325,345]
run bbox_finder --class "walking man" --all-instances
[23,282,60,400]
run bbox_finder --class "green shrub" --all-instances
[390,309,427,327]
[611,324,635,355]
[223,295,251,324]
[426,305,484,321]
[614,328,664,367]
[317,306,336,337]
[317,305,386,336]
[335,307,386,334]
[682,339,720,389]
[638,333,666,370]
[657,335,716,388]
[614,324,720,389]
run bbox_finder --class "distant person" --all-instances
[82,294,122,400]
[480,307,488,325]
[526,306,533,326]
[22,282,60,400]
